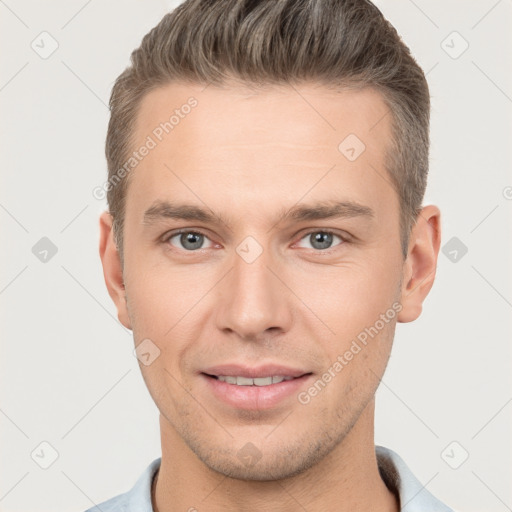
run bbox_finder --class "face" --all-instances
[101,81,424,480]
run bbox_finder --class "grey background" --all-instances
[1,1,511,511]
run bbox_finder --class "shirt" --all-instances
[84,445,455,511]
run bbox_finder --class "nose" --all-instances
[215,240,293,342]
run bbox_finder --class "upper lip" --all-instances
[202,364,310,379]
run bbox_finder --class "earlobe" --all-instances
[397,205,441,323]
[98,211,132,330]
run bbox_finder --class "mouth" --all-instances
[199,365,313,410]
[203,374,305,386]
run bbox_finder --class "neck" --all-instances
[153,400,398,512]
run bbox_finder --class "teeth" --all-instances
[216,375,295,386]
[237,376,254,386]
[254,377,273,386]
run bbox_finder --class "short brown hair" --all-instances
[105,0,430,265]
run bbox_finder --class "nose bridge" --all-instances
[216,235,292,338]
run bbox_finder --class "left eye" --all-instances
[166,231,214,251]
[296,230,344,251]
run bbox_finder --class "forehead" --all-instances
[126,80,396,228]
[134,80,391,155]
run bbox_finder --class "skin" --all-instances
[99,81,441,512]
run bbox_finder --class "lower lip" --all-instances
[201,373,312,410]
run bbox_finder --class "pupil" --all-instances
[182,232,203,250]
[312,232,332,250]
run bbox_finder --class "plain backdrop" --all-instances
[1,1,511,511]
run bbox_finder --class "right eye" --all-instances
[164,230,215,251]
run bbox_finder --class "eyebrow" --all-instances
[142,199,374,230]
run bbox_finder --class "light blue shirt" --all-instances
[84,445,455,511]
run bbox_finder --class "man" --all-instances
[91,0,454,510]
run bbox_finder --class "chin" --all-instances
[189,434,335,482]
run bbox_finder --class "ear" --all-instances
[98,211,132,329]
[397,204,441,323]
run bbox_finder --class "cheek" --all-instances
[124,262,212,374]
[296,257,401,394]
[297,259,399,337]
[125,257,202,326]
[315,316,396,413]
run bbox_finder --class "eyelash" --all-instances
[161,228,349,253]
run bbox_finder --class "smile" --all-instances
[200,370,313,410]
[213,375,295,386]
